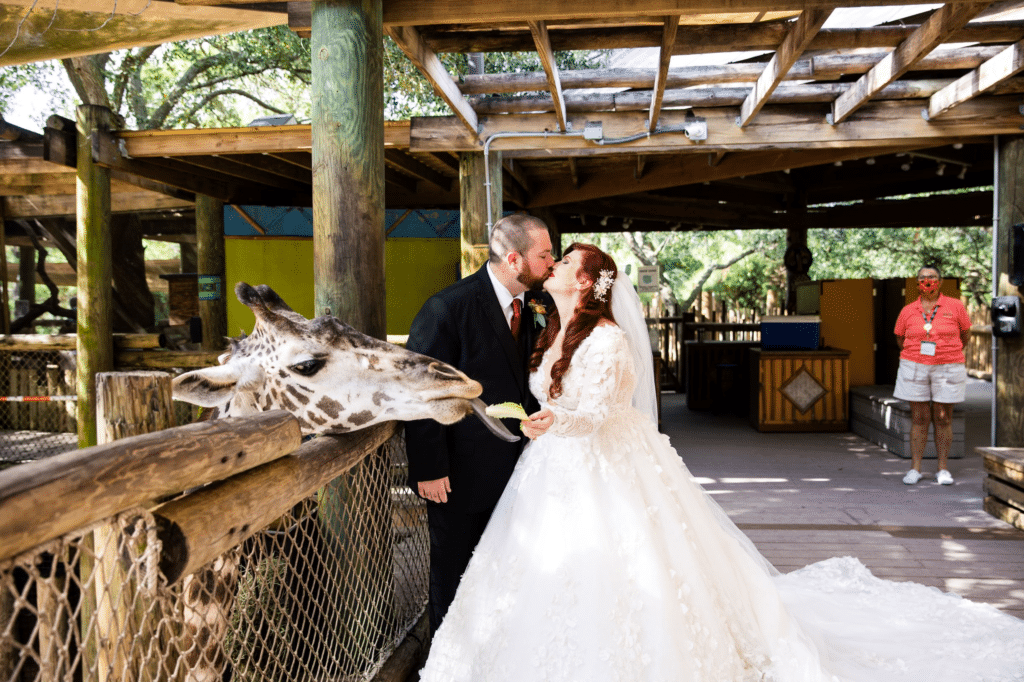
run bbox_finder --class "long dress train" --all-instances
[419,325,1024,682]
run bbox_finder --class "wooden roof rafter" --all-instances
[737,8,831,127]
[925,37,1024,119]
[829,1,994,124]
[528,20,568,133]
[648,15,680,132]
[386,25,479,135]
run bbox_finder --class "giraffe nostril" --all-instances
[427,361,464,380]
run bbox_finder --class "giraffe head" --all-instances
[172,283,517,441]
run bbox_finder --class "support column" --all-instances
[459,151,502,277]
[994,136,1024,446]
[311,1,392,671]
[179,242,198,274]
[0,204,9,334]
[196,195,227,351]
[17,246,35,307]
[76,104,113,448]
[784,225,812,314]
[311,0,384,338]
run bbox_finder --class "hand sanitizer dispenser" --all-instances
[992,296,1023,338]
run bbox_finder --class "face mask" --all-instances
[918,280,940,295]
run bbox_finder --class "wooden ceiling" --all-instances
[2,0,1023,235]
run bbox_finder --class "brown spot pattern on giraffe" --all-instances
[315,395,343,419]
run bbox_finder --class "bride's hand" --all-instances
[521,409,554,440]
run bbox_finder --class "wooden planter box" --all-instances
[749,348,850,432]
[978,447,1024,532]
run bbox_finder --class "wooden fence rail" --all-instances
[0,372,415,682]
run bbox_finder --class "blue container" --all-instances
[760,316,820,351]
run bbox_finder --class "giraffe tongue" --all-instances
[469,398,521,442]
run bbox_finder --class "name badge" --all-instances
[920,341,937,356]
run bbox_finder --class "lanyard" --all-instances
[921,302,939,337]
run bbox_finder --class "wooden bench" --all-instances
[977,447,1024,532]
[849,385,964,458]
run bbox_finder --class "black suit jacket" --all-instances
[405,264,550,513]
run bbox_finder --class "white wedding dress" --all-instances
[419,325,1024,682]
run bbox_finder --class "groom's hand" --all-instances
[418,477,451,504]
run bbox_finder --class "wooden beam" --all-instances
[502,158,531,193]
[925,38,1024,119]
[649,16,680,133]
[528,20,568,133]
[567,157,580,189]
[196,195,227,352]
[459,45,1009,95]
[174,155,310,191]
[386,25,479,135]
[635,154,649,179]
[412,96,1024,155]
[384,149,453,190]
[1,192,193,219]
[93,131,293,204]
[377,0,950,26]
[76,104,114,448]
[0,1,284,67]
[420,20,1024,57]
[830,2,992,125]
[526,143,957,207]
[709,151,728,166]
[117,125,314,157]
[737,8,830,127]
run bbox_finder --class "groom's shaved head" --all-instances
[489,214,548,264]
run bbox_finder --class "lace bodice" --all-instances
[530,325,638,438]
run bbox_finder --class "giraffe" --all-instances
[172,282,517,440]
[169,283,517,681]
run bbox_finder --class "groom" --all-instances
[405,213,555,633]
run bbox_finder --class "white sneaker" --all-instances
[903,469,923,485]
[936,469,954,485]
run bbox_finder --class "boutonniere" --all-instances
[528,300,547,328]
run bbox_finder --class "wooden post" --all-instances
[311,0,393,670]
[459,151,503,277]
[17,245,35,307]
[311,0,384,338]
[179,242,198,274]
[196,195,227,351]
[76,104,114,449]
[0,202,10,334]
[93,372,174,682]
[995,136,1024,446]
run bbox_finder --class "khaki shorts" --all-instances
[893,358,967,404]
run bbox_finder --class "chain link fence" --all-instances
[0,428,428,682]
[0,350,78,467]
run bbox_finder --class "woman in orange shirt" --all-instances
[892,266,971,485]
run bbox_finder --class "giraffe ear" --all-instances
[172,364,245,407]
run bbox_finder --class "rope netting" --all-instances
[0,430,427,682]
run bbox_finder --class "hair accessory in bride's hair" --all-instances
[593,269,615,302]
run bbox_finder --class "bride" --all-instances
[418,243,1024,682]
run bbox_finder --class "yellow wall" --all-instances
[224,237,459,336]
[820,278,875,387]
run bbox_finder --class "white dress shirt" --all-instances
[486,262,524,329]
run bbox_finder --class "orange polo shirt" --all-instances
[894,294,970,365]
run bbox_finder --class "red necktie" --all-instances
[511,298,522,341]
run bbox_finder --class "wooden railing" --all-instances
[647,318,761,391]
[0,372,425,682]
[966,324,993,380]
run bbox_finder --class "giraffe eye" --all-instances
[290,358,326,377]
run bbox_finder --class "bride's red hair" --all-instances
[529,243,617,399]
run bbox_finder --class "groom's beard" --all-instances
[518,268,550,292]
